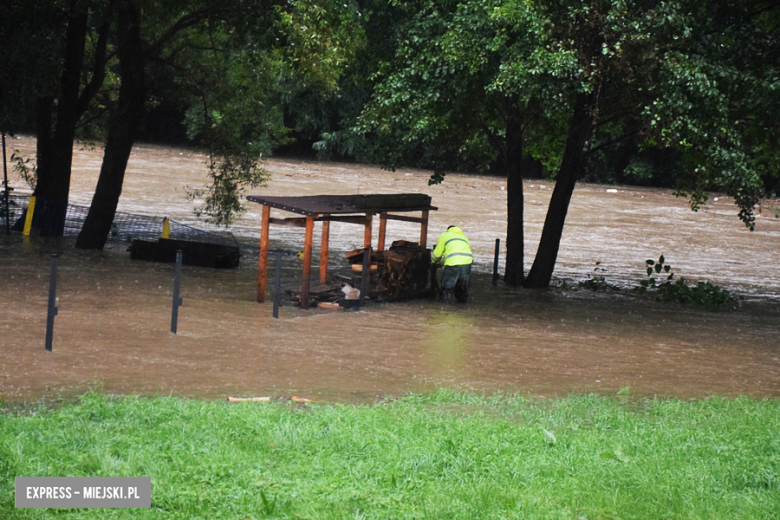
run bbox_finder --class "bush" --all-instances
[635,255,738,311]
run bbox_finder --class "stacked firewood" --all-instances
[346,240,431,299]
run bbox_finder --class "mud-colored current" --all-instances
[1,136,779,403]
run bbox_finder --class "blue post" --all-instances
[45,255,59,351]
[493,238,501,286]
[171,250,183,333]
[2,133,10,236]
[358,246,370,308]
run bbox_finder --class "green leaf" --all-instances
[542,428,557,444]
[659,255,665,264]
[646,260,655,266]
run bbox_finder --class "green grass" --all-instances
[2,390,780,519]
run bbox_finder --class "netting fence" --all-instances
[1,192,237,247]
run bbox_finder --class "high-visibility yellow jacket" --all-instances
[432,227,473,266]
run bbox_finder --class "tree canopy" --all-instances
[338,0,780,286]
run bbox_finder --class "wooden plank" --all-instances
[384,213,425,224]
[364,213,373,248]
[301,215,316,306]
[257,205,270,302]
[319,221,329,283]
[377,212,387,252]
[269,217,306,227]
[420,210,429,247]
[317,302,342,309]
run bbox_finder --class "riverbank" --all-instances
[2,390,779,518]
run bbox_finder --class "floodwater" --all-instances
[1,135,779,403]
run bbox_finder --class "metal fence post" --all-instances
[358,246,370,308]
[273,251,282,319]
[493,238,501,286]
[171,250,183,333]
[45,254,59,351]
[2,132,10,235]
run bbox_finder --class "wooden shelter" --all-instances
[247,193,436,303]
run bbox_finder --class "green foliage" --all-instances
[636,255,738,312]
[187,151,270,226]
[2,391,780,518]
[578,263,619,291]
[9,151,36,190]
[163,0,363,225]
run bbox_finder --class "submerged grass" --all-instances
[1,390,780,519]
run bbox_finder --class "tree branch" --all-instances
[147,5,233,59]
[582,129,642,158]
[77,6,113,116]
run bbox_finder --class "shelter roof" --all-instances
[247,194,436,217]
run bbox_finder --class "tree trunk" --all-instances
[33,96,55,197]
[503,102,525,286]
[524,92,595,288]
[32,2,88,236]
[76,0,145,250]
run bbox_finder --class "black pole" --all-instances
[493,238,501,286]
[2,133,10,235]
[273,251,282,319]
[171,250,183,333]
[45,255,59,352]
[358,246,370,308]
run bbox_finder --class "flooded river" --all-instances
[1,136,779,403]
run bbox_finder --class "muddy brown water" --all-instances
[1,136,779,403]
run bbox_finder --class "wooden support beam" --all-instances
[316,215,370,225]
[319,221,329,283]
[269,217,306,227]
[384,213,426,224]
[257,205,271,302]
[420,210,429,247]
[364,213,373,248]
[377,212,387,252]
[301,215,316,307]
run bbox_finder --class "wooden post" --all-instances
[420,210,429,247]
[319,220,330,283]
[364,213,373,248]
[301,215,315,307]
[257,205,270,302]
[377,212,387,252]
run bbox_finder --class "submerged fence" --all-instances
[1,193,237,248]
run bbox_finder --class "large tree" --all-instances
[345,0,568,285]
[350,0,780,288]
[523,0,780,287]
[71,0,362,249]
[0,0,113,236]
[3,0,361,247]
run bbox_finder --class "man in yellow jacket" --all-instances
[431,225,473,303]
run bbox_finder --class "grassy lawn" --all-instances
[1,390,779,519]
